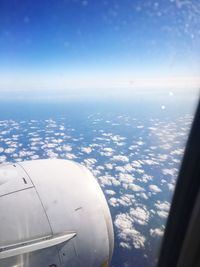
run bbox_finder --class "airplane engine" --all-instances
[0,159,114,267]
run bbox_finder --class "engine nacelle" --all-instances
[0,159,114,267]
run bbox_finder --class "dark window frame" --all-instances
[157,99,200,267]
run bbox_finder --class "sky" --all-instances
[0,0,200,100]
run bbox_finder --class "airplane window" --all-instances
[0,1,199,267]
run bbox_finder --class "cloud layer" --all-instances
[0,110,192,265]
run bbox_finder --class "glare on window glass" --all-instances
[0,0,199,267]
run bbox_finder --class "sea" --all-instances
[0,93,198,267]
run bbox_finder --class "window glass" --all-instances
[0,1,199,267]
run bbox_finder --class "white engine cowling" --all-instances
[0,159,114,267]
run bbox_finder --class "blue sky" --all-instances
[0,0,199,99]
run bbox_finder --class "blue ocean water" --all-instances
[0,98,196,267]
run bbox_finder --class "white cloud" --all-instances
[137,141,144,146]
[81,147,92,154]
[46,150,58,158]
[139,192,149,200]
[30,155,40,160]
[52,137,63,144]
[122,183,129,190]
[0,155,7,163]
[100,147,114,157]
[111,135,126,142]
[119,228,146,249]
[131,160,143,168]
[103,147,114,153]
[42,143,57,149]
[119,242,131,250]
[98,175,120,187]
[155,200,170,219]
[118,173,135,184]
[123,163,135,172]
[112,155,129,163]
[62,144,72,152]
[129,183,144,192]
[105,163,113,170]
[115,166,127,172]
[100,151,114,157]
[4,148,16,154]
[158,154,168,161]
[59,125,65,131]
[115,213,132,229]
[149,184,162,193]
[114,213,146,249]
[143,159,158,166]
[19,150,35,157]
[119,194,135,206]
[140,174,153,183]
[108,194,135,207]
[171,148,184,156]
[161,143,172,150]
[150,227,164,237]
[135,168,144,174]
[130,206,150,225]
[112,179,121,187]
[157,210,169,219]
[65,153,77,159]
[83,158,97,167]
[105,190,116,196]
[115,164,135,173]
[168,183,175,191]
[91,169,101,177]
[162,168,177,176]
[155,200,170,212]
[129,145,139,151]
[108,197,119,207]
